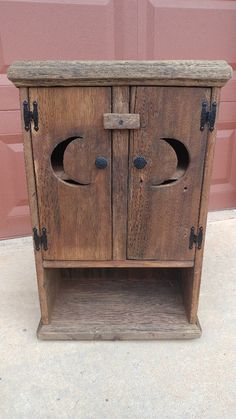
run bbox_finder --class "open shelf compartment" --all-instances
[38,267,201,340]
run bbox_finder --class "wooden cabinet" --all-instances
[8,61,232,340]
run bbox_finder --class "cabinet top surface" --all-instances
[8,60,232,87]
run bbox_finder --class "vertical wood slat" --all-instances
[184,87,221,323]
[19,88,56,324]
[112,86,129,260]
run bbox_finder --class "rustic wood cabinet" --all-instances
[8,61,232,340]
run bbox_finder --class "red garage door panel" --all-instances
[137,0,236,210]
[210,73,236,209]
[137,0,236,62]
[0,76,30,238]
[0,0,137,72]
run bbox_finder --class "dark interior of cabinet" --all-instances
[38,267,201,340]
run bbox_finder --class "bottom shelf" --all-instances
[37,268,201,340]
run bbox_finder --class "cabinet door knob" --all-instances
[95,156,108,169]
[133,156,147,169]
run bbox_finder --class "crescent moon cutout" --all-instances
[51,136,91,186]
[151,138,189,187]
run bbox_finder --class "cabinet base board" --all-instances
[36,269,202,340]
[37,319,201,340]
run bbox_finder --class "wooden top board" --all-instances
[8,60,232,87]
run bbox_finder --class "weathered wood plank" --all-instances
[38,320,201,340]
[187,87,221,324]
[112,87,130,260]
[104,113,140,129]
[19,88,57,324]
[43,260,194,268]
[8,60,232,87]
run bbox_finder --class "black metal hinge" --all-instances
[23,100,39,132]
[33,227,48,251]
[200,101,217,132]
[189,226,203,250]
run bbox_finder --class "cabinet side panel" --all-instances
[182,88,221,323]
[19,88,56,324]
[112,86,129,259]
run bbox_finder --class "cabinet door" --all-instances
[127,86,211,260]
[30,87,111,260]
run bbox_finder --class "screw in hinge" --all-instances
[33,227,48,251]
[23,100,39,132]
[200,101,208,131]
[189,226,203,250]
[41,227,48,251]
[200,101,217,132]
[32,101,39,131]
[33,227,40,251]
[208,102,217,132]
[23,101,31,131]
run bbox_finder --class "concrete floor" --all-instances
[0,211,236,419]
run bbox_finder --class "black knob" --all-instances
[133,156,147,169]
[95,156,108,169]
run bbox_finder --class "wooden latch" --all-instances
[103,113,140,129]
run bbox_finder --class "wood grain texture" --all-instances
[8,60,232,87]
[188,88,221,324]
[127,86,211,260]
[62,137,91,185]
[30,86,112,261]
[43,260,194,268]
[37,268,201,340]
[19,88,56,324]
[103,113,140,129]
[179,267,194,322]
[112,87,129,260]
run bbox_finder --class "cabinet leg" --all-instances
[180,266,202,324]
[35,262,59,324]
